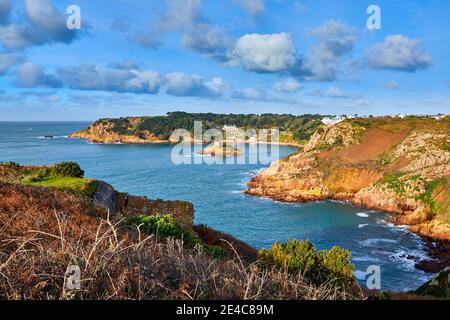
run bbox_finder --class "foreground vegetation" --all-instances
[0,161,366,300]
[0,182,362,300]
[0,161,97,197]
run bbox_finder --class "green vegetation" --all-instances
[52,161,85,178]
[379,172,407,195]
[125,214,183,238]
[91,112,325,143]
[442,143,450,152]
[125,214,227,259]
[0,161,97,198]
[27,177,97,198]
[257,240,355,286]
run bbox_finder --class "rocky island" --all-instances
[199,142,242,156]
[245,116,450,242]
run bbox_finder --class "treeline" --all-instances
[96,112,325,142]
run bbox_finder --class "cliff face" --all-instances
[70,118,168,144]
[246,117,450,241]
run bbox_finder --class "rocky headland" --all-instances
[245,116,450,243]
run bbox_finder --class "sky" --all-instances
[0,0,449,121]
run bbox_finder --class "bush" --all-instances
[258,240,355,286]
[52,162,85,178]
[258,240,316,274]
[125,214,183,239]
[316,246,355,283]
[21,168,51,183]
[125,215,228,259]
[0,161,22,169]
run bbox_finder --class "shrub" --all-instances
[0,161,22,169]
[21,168,51,184]
[258,240,316,274]
[125,214,183,239]
[316,246,355,283]
[52,162,84,178]
[126,215,228,259]
[258,240,355,286]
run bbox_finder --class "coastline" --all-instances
[69,134,302,148]
[70,131,448,274]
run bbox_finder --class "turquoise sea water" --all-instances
[0,122,434,291]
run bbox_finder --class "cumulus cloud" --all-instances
[136,0,231,59]
[165,72,229,97]
[273,78,303,92]
[292,20,357,82]
[58,64,161,94]
[308,20,357,56]
[0,0,11,25]
[15,62,62,88]
[181,22,232,58]
[0,0,79,49]
[0,52,25,75]
[229,33,297,73]
[366,35,432,72]
[234,0,264,17]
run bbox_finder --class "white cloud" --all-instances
[308,86,360,99]
[234,0,264,17]
[15,62,62,88]
[230,33,297,72]
[231,87,297,103]
[58,64,162,94]
[138,0,231,59]
[165,72,229,97]
[0,52,25,75]
[0,0,79,49]
[293,20,357,82]
[366,35,432,72]
[182,22,232,57]
[308,20,357,56]
[325,86,360,99]
[273,78,303,92]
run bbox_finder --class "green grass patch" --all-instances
[26,176,98,198]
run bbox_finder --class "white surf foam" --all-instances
[357,212,370,218]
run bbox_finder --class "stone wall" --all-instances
[115,192,195,232]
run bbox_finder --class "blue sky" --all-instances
[0,0,449,120]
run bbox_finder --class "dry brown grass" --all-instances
[0,183,363,300]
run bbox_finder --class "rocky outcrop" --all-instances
[415,267,450,298]
[70,119,168,144]
[199,142,242,156]
[246,117,450,241]
[94,181,116,212]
